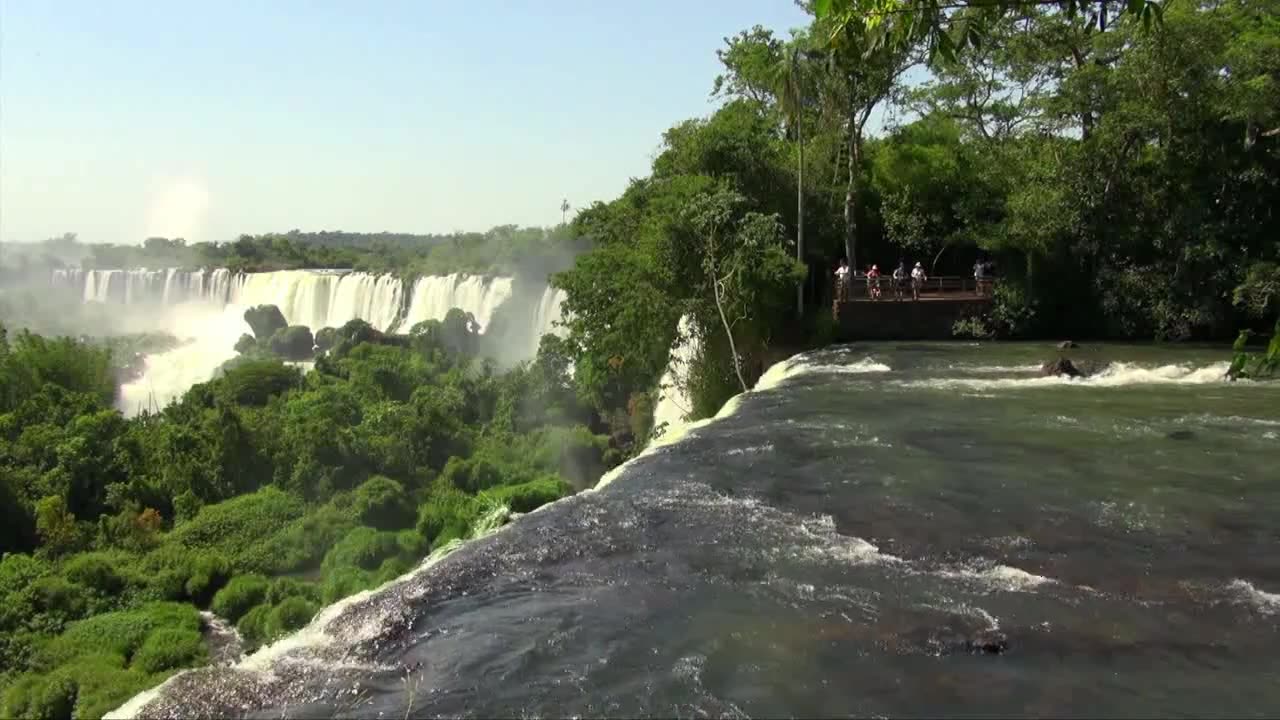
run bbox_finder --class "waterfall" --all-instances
[651,315,699,444]
[527,286,567,357]
[52,267,566,415]
[403,274,514,330]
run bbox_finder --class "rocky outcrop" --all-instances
[244,304,288,340]
[268,325,316,361]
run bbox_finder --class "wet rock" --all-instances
[1166,430,1196,441]
[1041,358,1082,377]
[1041,358,1108,378]
[1057,341,1079,350]
[966,629,1009,655]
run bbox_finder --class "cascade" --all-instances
[403,274,514,330]
[651,315,699,443]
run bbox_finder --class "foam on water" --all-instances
[1227,579,1280,615]
[935,563,1056,594]
[900,361,1232,391]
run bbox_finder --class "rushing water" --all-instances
[111,342,1280,718]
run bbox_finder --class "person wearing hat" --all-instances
[910,262,927,301]
[866,264,882,300]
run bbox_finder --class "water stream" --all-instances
[110,341,1280,718]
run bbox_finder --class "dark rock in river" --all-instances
[1041,358,1082,377]
[1166,430,1196,441]
[1041,358,1108,378]
[1057,340,1079,350]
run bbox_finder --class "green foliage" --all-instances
[1229,319,1280,380]
[352,476,415,531]
[210,574,270,623]
[130,627,206,673]
[266,596,316,638]
[321,527,402,572]
[416,488,479,548]
[214,359,301,406]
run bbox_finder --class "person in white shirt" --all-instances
[911,262,927,301]
[834,259,851,303]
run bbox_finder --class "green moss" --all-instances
[264,577,321,606]
[320,567,373,605]
[61,553,127,596]
[415,489,479,547]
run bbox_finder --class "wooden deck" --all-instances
[831,276,994,339]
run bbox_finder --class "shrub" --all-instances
[322,527,401,572]
[375,556,413,585]
[314,327,339,353]
[211,574,269,622]
[62,553,126,596]
[264,577,321,606]
[0,553,49,597]
[395,530,427,559]
[235,503,357,576]
[167,487,306,569]
[215,359,301,406]
[234,333,258,355]
[266,597,317,638]
[182,554,232,606]
[37,602,200,667]
[27,576,90,625]
[235,604,273,646]
[480,477,569,514]
[320,567,373,605]
[131,627,206,673]
[415,490,478,547]
[352,476,414,530]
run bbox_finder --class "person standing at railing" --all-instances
[892,261,906,301]
[973,259,985,297]
[834,258,851,303]
[911,262,927,301]
[867,264,882,300]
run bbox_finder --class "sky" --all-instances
[1,0,814,245]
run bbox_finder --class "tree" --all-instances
[772,39,820,317]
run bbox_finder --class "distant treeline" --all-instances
[2,226,590,280]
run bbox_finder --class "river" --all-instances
[113,342,1280,719]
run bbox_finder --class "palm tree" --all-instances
[560,199,571,225]
[772,42,814,318]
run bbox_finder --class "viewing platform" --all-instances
[833,276,994,340]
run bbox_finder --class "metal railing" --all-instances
[834,275,996,301]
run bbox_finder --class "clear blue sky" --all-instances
[1,0,812,245]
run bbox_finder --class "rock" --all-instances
[268,325,316,361]
[1041,358,1082,377]
[1166,430,1196,441]
[1041,358,1109,378]
[244,304,288,340]
[966,629,1010,655]
[1057,340,1079,349]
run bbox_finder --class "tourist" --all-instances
[974,259,985,297]
[911,262,927,301]
[834,258,851,303]
[867,264,882,300]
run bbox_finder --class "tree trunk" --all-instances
[843,118,862,271]
[796,116,805,319]
[714,273,749,393]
